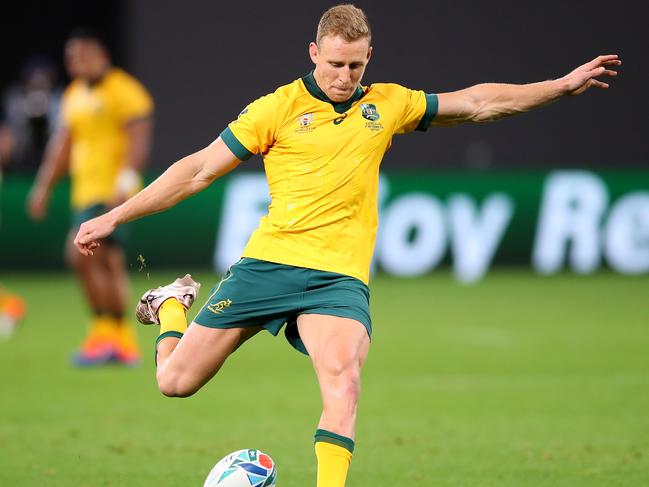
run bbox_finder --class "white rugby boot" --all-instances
[135,274,201,325]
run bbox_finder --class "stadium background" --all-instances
[2,0,646,170]
[0,1,647,487]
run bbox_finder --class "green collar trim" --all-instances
[302,71,365,114]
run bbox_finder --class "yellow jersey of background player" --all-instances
[61,66,152,210]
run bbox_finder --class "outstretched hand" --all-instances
[73,213,117,256]
[561,54,621,96]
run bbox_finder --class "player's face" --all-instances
[310,35,372,102]
[64,39,109,82]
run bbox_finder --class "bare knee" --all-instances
[157,369,199,398]
[320,359,362,405]
[317,361,361,436]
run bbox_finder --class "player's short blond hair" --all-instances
[316,4,371,45]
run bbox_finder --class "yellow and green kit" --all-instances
[221,72,438,285]
[193,73,437,352]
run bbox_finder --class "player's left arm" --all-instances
[431,54,621,126]
[113,116,153,203]
[112,73,155,202]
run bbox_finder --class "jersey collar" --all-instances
[302,71,365,114]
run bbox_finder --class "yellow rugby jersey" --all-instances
[61,68,153,209]
[221,72,437,283]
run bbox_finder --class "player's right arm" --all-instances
[74,137,240,255]
[27,127,72,220]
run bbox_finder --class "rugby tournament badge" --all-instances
[295,112,316,133]
[298,112,314,127]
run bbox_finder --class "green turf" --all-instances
[0,270,647,486]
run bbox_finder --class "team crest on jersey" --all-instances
[360,103,380,121]
[298,112,314,127]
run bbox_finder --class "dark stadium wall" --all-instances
[121,0,648,170]
[0,1,124,92]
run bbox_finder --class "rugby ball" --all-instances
[203,449,276,487]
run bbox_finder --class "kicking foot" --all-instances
[135,274,201,325]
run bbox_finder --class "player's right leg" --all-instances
[136,275,261,397]
[156,321,261,397]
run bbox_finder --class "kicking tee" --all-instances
[221,72,437,284]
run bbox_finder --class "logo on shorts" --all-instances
[208,299,233,314]
[360,103,380,121]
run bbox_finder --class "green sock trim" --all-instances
[154,331,184,365]
[156,330,184,346]
[314,429,355,453]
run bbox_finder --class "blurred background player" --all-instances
[0,105,27,340]
[27,28,154,366]
[0,285,27,340]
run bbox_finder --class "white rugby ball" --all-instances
[203,449,277,487]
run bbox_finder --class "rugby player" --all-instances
[73,5,619,485]
[29,29,153,366]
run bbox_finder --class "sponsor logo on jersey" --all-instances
[360,103,380,121]
[207,298,233,314]
[333,113,348,125]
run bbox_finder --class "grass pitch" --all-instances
[0,270,647,486]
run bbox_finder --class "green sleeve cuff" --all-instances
[220,126,254,161]
[415,93,439,132]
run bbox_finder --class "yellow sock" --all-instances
[91,315,115,338]
[314,430,354,487]
[159,299,188,335]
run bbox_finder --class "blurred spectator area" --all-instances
[1,0,647,172]
[1,57,61,172]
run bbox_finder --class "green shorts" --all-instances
[193,258,372,355]
[72,204,127,246]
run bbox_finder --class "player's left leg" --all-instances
[297,314,370,487]
[102,243,140,365]
[101,243,130,317]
